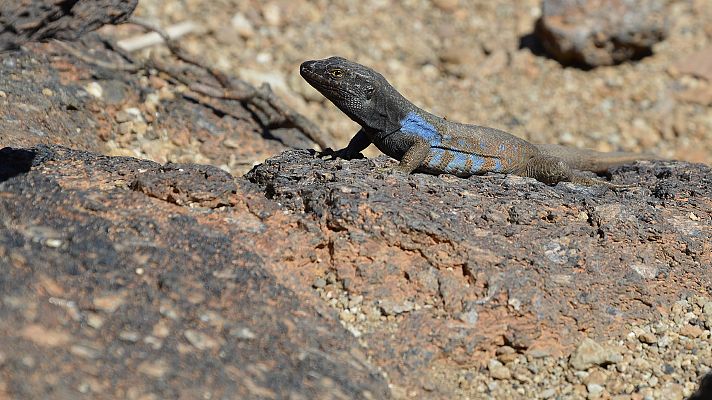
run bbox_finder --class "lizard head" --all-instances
[300,57,390,126]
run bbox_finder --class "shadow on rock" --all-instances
[688,372,712,400]
[0,147,35,182]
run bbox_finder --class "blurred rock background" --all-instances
[126,0,712,164]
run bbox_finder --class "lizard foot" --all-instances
[319,148,364,161]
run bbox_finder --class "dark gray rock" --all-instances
[0,0,138,51]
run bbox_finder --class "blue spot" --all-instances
[447,152,469,171]
[494,158,502,172]
[499,143,506,152]
[427,148,446,169]
[480,140,487,150]
[470,155,485,173]
[401,112,440,144]
[457,139,467,147]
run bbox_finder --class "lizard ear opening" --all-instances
[365,86,375,100]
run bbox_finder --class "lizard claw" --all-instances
[318,147,337,160]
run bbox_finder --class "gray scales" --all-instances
[300,56,654,187]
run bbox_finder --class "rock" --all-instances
[496,346,518,364]
[659,382,685,400]
[118,331,141,343]
[583,369,608,386]
[69,345,101,360]
[2,16,712,395]
[431,0,460,12]
[458,309,479,325]
[137,360,171,379]
[0,145,390,399]
[93,294,126,313]
[21,325,72,348]
[0,0,138,51]
[535,0,668,66]
[679,324,703,339]
[704,302,712,317]
[488,359,512,380]
[246,148,712,395]
[231,13,256,38]
[672,45,712,81]
[586,383,604,396]
[183,330,219,350]
[84,82,104,99]
[230,327,257,340]
[570,338,621,371]
[638,331,657,344]
[378,300,415,316]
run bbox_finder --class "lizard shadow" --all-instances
[0,147,36,183]
[688,372,712,400]
[179,95,314,150]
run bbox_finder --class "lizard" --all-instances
[299,56,654,187]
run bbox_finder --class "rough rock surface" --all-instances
[535,0,669,66]
[246,150,711,396]
[2,143,709,399]
[0,0,138,51]
[0,38,302,175]
[0,145,389,399]
[1,1,712,398]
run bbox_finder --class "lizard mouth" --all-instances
[299,61,347,100]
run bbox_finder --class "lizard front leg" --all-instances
[391,137,431,174]
[322,128,371,160]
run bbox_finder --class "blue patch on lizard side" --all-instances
[445,152,486,173]
[400,111,440,145]
[447,152,469,171]
[427,148,446,169]
[469,154,486,173]
[494,158,502,172]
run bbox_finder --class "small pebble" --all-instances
[84,82,103,98]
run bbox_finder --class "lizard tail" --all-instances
[535,144,658,173]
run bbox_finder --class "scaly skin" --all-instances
[300,56,652,186]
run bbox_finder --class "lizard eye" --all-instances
[330,69,344,78]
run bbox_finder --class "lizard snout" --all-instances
[299,60,317,79]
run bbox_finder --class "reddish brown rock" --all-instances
[247,149,711,394]
[0,145,390,399]
[535,0,668,66]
